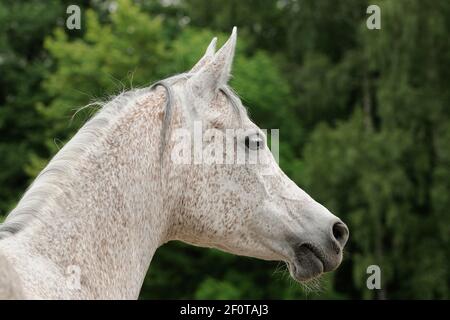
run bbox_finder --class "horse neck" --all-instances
[0,88,172,299]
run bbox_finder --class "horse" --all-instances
[0,28,348,299]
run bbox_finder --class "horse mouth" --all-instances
[288,243,325,282]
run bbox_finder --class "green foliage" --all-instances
[0,0,448,299]
[0,0,63,215]
[299,0,450,299]
[40,0,169,153]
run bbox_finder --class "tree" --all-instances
[301,0,450,299]
[0,1,67,215]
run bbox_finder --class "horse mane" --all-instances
[0,88,144,240]
[0,73,246,240]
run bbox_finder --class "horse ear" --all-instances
[190,37,217,73]
[188,27,237,100]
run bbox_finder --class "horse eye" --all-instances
[245,134,264,151]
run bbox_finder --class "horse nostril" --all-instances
[332,221,349,248]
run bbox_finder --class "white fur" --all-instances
[0,28,348,299]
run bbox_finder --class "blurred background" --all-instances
[0,0,449,299]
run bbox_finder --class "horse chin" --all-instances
[287,260,323,283]
[287,246,325,283]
